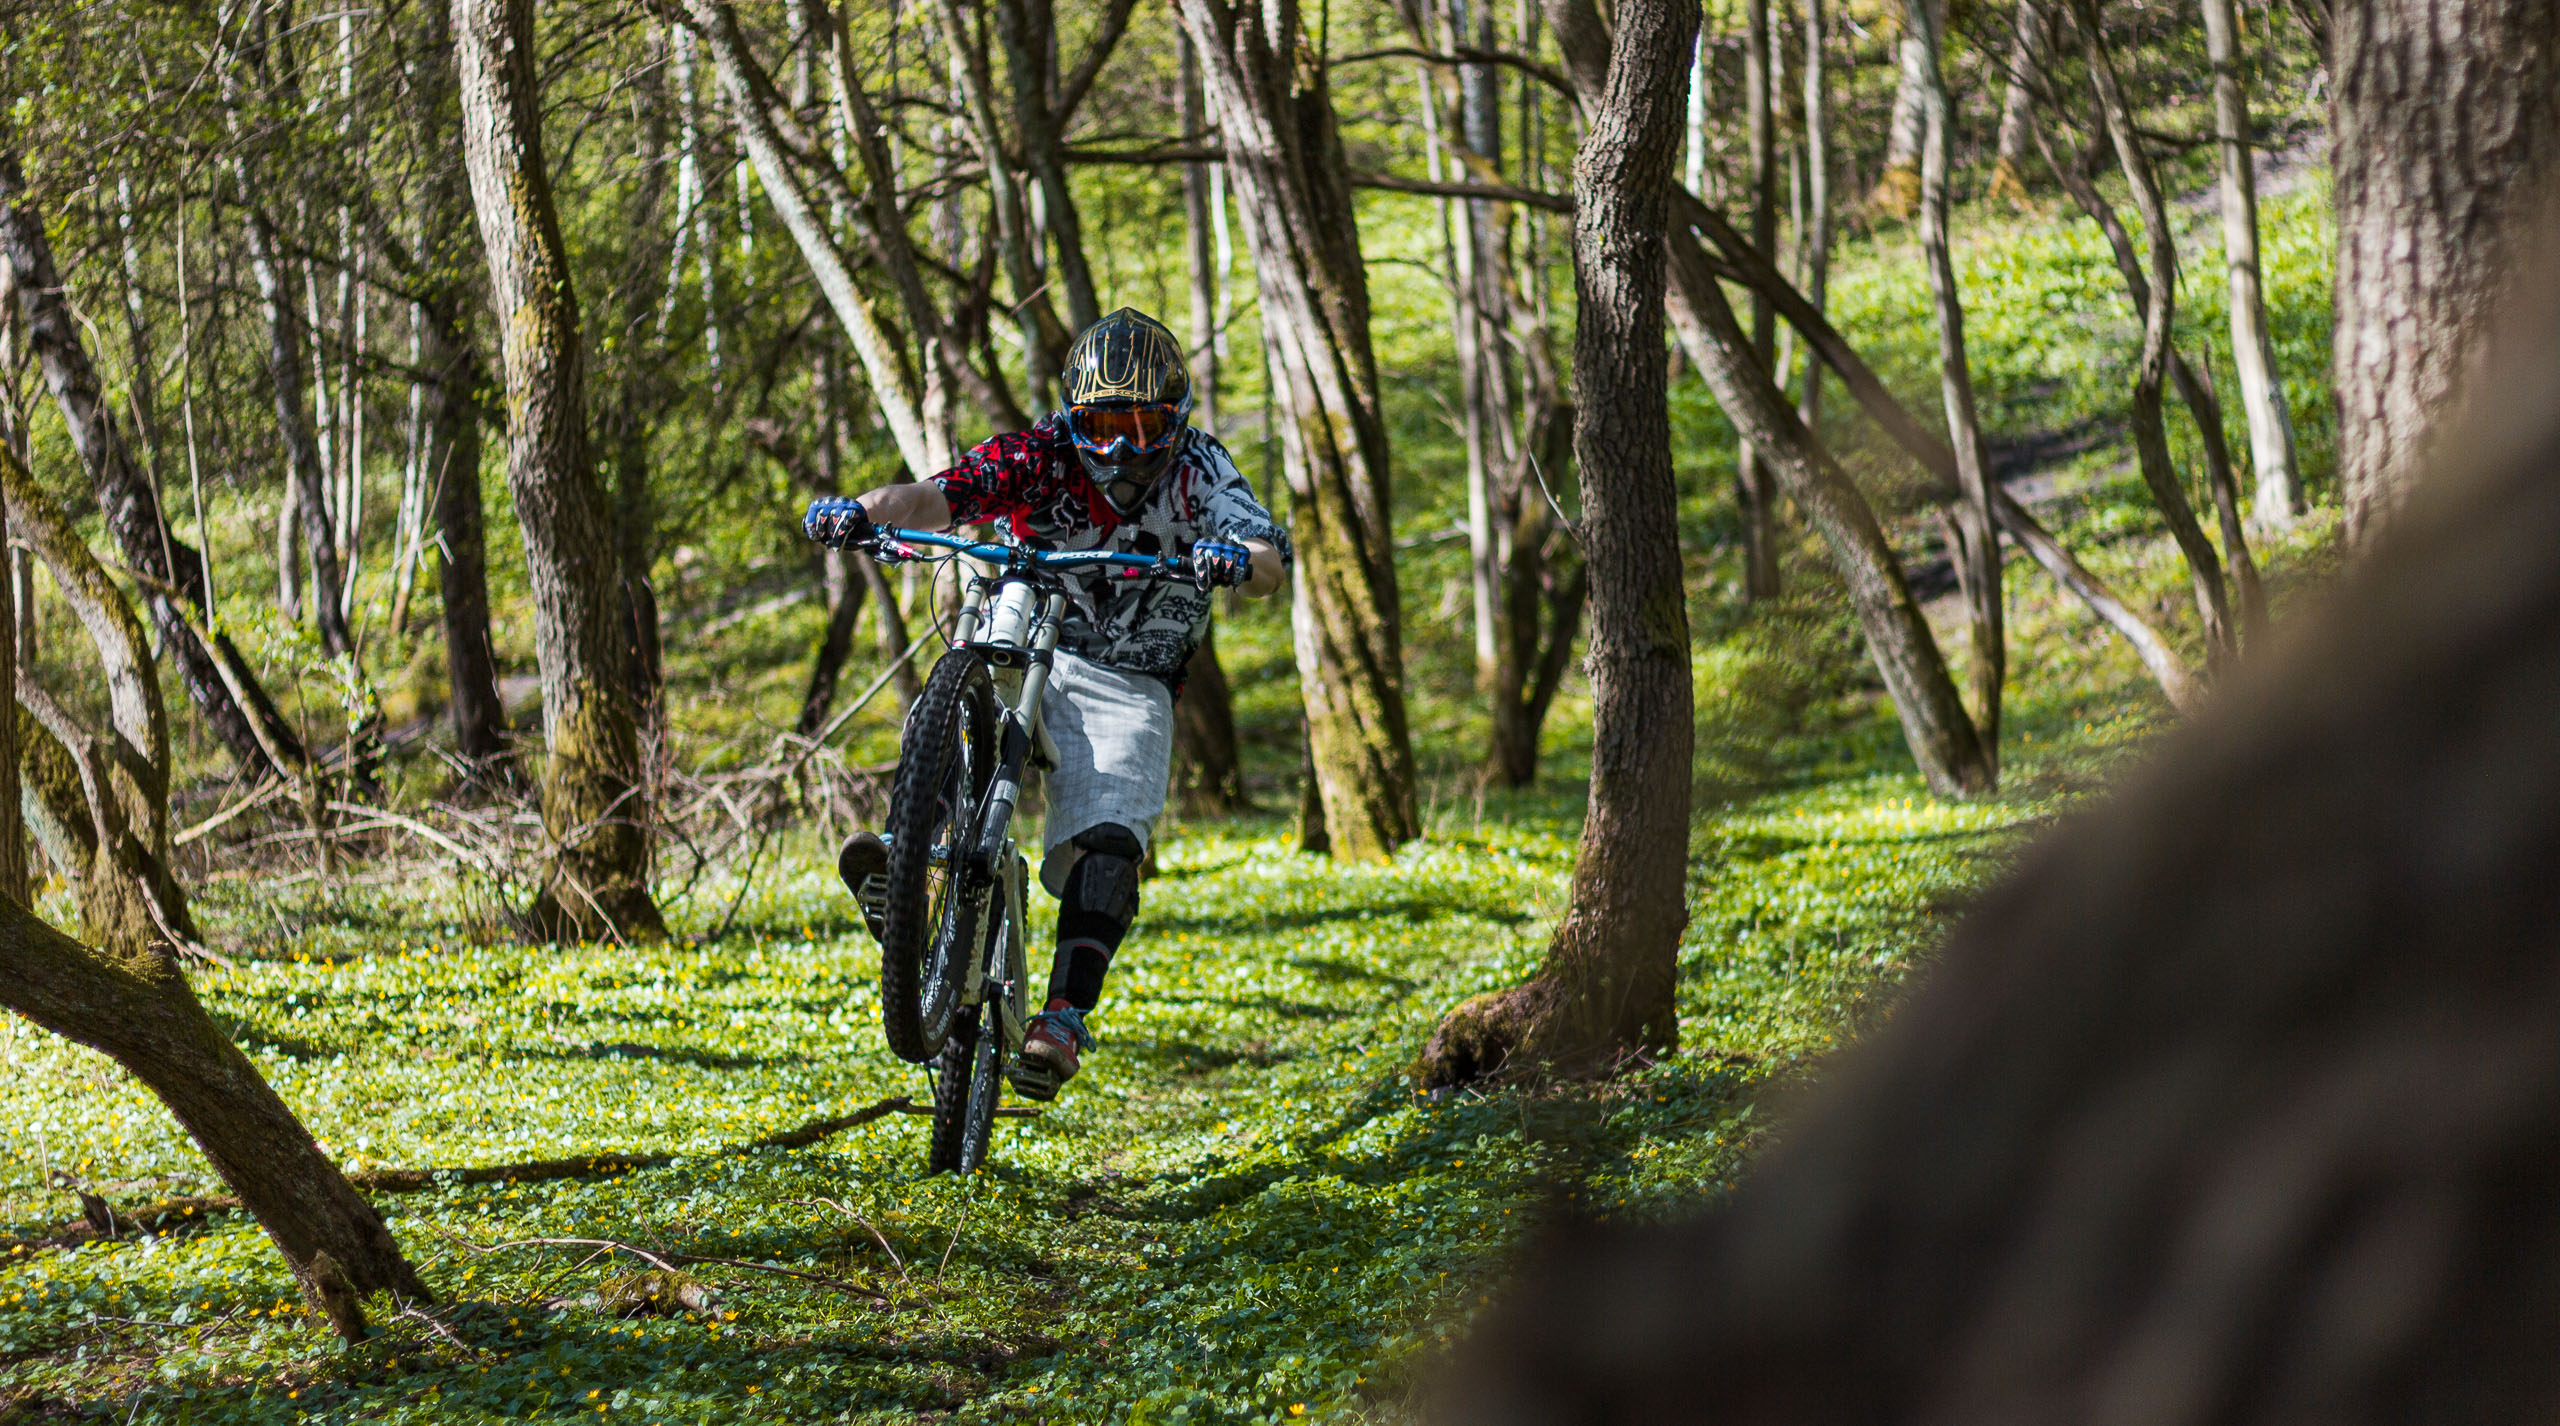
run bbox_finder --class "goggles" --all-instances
[1067,402,1183,458]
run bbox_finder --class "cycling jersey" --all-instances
[929,415,1292,683]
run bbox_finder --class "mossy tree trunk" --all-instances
[0,900,429,1341]
[1176,0,1420,862]
[0,437,197,955]
[456,0,665,941]
[1422,0,1697,1086]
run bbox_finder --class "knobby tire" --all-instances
[878,650,995,1063]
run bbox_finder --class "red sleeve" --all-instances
[928,422,1062,528]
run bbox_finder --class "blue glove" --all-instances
[804,497,875,549]
[1192,539,1253,589]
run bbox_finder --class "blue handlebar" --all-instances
[871,525,1192,576]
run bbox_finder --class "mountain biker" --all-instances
[806,308,1291,1101]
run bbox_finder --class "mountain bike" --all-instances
[831,515,1205,1173]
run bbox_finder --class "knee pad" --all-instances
[1064,822,1143,926]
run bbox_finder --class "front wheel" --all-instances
[927,1003,1003,1174]
[879,651,996,1063]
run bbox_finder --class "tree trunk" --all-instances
[2203,0,2302,527]
[995,0,1105,333]
[2332,0,2559,540]
[1176,0,1421,862]
[2072,5,2237,660]
[795,354,867,738]
[239,205,356,661]
[1485,396,1586,789]
[1797,0,1831,428]
[457,0,666,942]
[1422,0,1697,1086]
[1988,0,2045,201]
[1870,0,1936,217]
[0,442,192,961]
[421,311,506,772]
[1736,0,1782,601]
[1436,230,2560,1426]
[1172,626,1252,815]
[1911,0,2002,770]
[0,447,401,1341]
[1181,33,1221,435]
[927,0,1073,409]
[0,893,428,1341]
[0,153,303,781]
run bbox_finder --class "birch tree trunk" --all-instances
[1871,0,1937,217]
[1422,0,1697,1085]
[1175,0,1420,861]
[1798,0,1832,427]
[2203,0,2302,527]
[239,202,356,659]
[2330,0,2557,540]
[457,0,666,941]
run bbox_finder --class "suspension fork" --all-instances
[972,591,1066,873]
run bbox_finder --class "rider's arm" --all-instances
[848,482,954,532]
[1238,539,1285,597]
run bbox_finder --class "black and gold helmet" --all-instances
[1061,308,1191,513]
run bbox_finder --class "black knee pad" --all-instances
[1064,822,1143,925]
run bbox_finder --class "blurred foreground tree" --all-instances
[1435,213,2560,1425]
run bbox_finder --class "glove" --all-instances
[1191,539,1254,589]
[804,497,875,549]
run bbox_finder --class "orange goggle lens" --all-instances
[1069,403,1181,454]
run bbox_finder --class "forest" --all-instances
[2,0,2556,1418]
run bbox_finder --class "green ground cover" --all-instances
[0,165,2338,1421]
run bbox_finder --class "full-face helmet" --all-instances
[1061,308,1192,516]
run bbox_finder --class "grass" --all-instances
[0,765,2069,1423]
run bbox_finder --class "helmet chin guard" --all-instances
[1080,443,1176,516]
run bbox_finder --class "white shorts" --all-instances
[1036,651,1175,896]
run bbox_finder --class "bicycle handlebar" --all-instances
[871,526,1190,575]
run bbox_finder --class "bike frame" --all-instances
[873,527,1196,1064]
